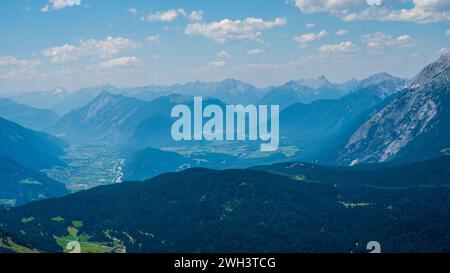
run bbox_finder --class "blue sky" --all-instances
[0,0,449,91]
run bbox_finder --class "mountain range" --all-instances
[0,74,408,116]
[0,54,448,253]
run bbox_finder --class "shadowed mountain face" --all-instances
[123,148,195,181]
[0,156,68,207]
[279,81,402,162]
[1,157,450,253]
[0,117,66,171]
[49,92,190,143]
[339,53,450,165]
[0,98,59,130]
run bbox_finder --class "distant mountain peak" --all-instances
[221,78,242,84]
[357,72,406,95]
[361,72,401,85]
[294,75,333,89]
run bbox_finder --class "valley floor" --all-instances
[43,144,125,192]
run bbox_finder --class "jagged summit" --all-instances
[294,75,333,89]
[409,52,450,90]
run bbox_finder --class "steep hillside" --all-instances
[0,98,59,130]
[279,84,400,161]
[339,53,450,165]
[0,117,66,170]
[0,156,68,207]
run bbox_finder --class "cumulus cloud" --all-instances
[438,47,449,54]
[42,36,140,63]
[86,56,142,71]
[362,32,415,49]
[41,0,81,12]
[217,51,231,59]
[336,29,348,35]
[293,30,328,48]
[144,9,203,22]
[246,49,266,55]
[189,10,204,21]
[367,0,382,5]
[305,22,315,28]
[318,41,359,54]
[293,0,367,14]
[185,17,287,43]
[207,60,227,68]
[145,35,161,45]
[128,7,138,16]
[446,28,450,35]
[0,56,41,79]
[292,0,450,23]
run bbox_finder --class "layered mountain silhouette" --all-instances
[0,54,449,253]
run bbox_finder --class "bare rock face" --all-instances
[339,53,450,165]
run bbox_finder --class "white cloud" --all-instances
[438,47,449,54]
[292,0,450,23]
[41,5,50,13]
[446,29,450,35]
[246,49,266,55]
[145,9,203,22]
[293,0,367,14]
[305,22,315,28]
[217,51,231,59]
[414,0,450,12]
[0,56,41,80]
[145,35,161,45]
[336,29,348,35]
[86,56,142,71]
[189,10,204,21]
[185,17,287,43]
[318,41,359,54]
[207,60,227,68]
[293,30,328,48]
[41,0,81,12]
[362,32,415,49]
[42,36,140,63]
[0,56,40,67]
[128,7,138,16]
[367,0,382,5]
[147,9,178,22]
